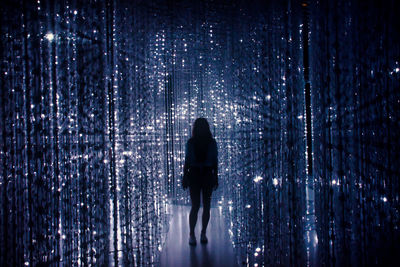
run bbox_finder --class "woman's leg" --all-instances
[201,186,213,234]
[189,185,201,235]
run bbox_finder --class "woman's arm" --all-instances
[182,141,190,189]
[184,142,190,177]
[213,140,218,188]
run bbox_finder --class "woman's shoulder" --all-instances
[187,137,216,144]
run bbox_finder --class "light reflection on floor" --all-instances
[159,205,239,267]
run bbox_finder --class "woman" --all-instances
[182,118,218,246]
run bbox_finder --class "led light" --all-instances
[45,32,54,41]
[253,176,263,183]
[2,1,397,266]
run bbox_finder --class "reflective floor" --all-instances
[159,205,239,267]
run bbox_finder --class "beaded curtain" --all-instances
[1,0,399,266]
[310,1,400,266]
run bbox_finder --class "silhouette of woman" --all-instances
[182,118,218,246]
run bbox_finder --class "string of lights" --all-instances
[0,0,399,266]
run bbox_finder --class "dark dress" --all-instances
[183,137,218,188]
[183,137,218,235]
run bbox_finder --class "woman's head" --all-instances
[192,118,212,139]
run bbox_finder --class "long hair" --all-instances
[191,118,213,162]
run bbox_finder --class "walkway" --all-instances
[159,205,239,267]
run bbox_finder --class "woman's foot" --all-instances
[189,234,196,246]
[200,232,208,244]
